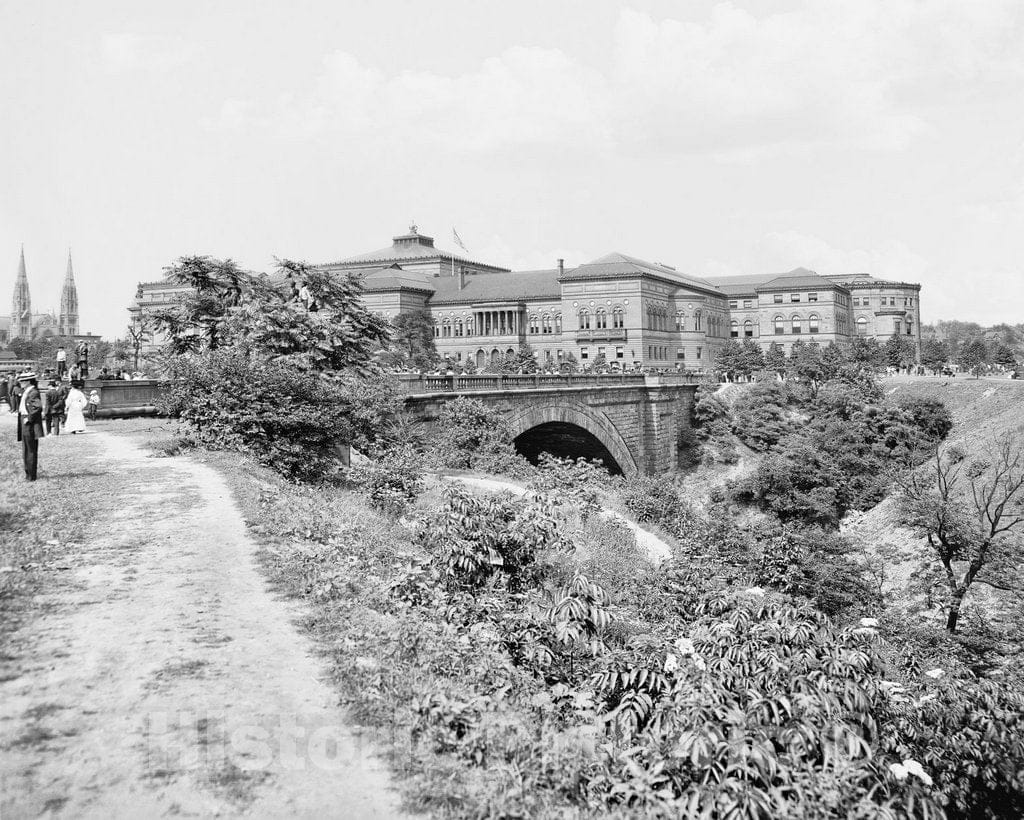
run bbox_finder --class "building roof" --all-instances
[755,270,841,291]
[324,226,510,273]
[562,252,722,296]
[359,263,437,294]
[429,269,562,304]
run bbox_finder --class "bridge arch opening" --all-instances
[513,422,624,475]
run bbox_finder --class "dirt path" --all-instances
[0,420,405,818]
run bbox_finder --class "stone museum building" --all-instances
[128,225,922,367]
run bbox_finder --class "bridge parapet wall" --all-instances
[404,381,698,476]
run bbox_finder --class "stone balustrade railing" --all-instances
[394,371,704,394]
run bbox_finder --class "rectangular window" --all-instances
[773,294,783,304]
[744,325,753,337]
[557,349,563,360]
[696,346,702,360]
[729,300,738,309]
[615,346,624,359]
[580,347,589,360]
[808,292,818,302]
[791,293,800,302]
[889,296,896,306]
[743,300,751,308]
[677,350,685,359]
[894,319,901,334]
[597,346,605,357]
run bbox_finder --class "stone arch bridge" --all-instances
[399,373,699,476]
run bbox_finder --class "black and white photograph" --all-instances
[2,1,1023,817]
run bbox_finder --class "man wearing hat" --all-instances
[16,371,44,481]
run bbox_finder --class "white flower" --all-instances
[674,637,696,656]
[925,668,945,679]
[664,653,679,673]
[693,657,707,671]
[889,762,909,781]
[859,617,880,628]
[901,759,934,786]
[916,693,938,706]
[743,586,766,597]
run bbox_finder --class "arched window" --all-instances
[808,314,819,334]
[730,319,738,338]
[774,315,785,335]
[856,316,868,335]
[743,320,753,337]
[454,318,463,337]
[529,314,539,334]
[579,309,591,330]
[675,312,685,332]
[595,308,607,329]
[612,307,624,329]
[791,316,802,334]
[694,310,703,331]
[442,318,452,337]
[541,314,551,334]
[554,314,562,333]
[433,320,440,338]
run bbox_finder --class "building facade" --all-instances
[127,226,923,366]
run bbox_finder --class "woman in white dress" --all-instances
[65,383,89,433]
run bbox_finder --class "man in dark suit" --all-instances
[16,372,44,481]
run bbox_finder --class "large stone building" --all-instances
[1,247,82,344]
[128,226,923,366]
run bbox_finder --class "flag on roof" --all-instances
[452,227,468,252]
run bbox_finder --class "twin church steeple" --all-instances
[8,247,80,340]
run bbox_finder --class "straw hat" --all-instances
[16,371,36,381]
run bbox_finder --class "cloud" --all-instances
[208,1,1024,157]
[101,33,194,73]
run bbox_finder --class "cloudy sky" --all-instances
[2,0,1023,337]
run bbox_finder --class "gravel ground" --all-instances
[0,414,405,819]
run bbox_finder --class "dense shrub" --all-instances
[431,396,531,476]
[160,348,356,481]
[731,382,799,451]
[897,396,954,442]
[530,453,610,517]
[347,446,425,515]
[417,487,567,593]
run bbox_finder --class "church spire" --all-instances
[59,249,80,337]
[11,245,32,340]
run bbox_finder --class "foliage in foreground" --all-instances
[221,446,1024,819]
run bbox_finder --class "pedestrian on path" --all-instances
[65,381,88,434]
[45,380,66,436]
[16,371,44,481]
[87,389,100,419]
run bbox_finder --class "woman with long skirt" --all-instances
[65,382,89,434]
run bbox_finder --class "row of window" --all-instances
[773,315,821,335]
[578,308,624,330]
[853,296,914,307]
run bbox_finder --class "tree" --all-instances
[512,343,538,373]
[847,337,887,374]
[559,353,579,374]
[884,335,917,371]
[957,337,989,379]
[385,309,438,371]
[764,342,787,378]
[991,342,1017,368]
[899,436,1024,632]
[787,340,826,396]
[714,339,744,381]
[739,338,765,376]
[920,338,950,374]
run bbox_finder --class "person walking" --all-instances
[16,372,44,481]
[45,379,66,436]
[65,381,88,434]
[9,376,24,414]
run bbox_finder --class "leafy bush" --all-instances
[897,396,954,442]
[530,453,609,517]
[731,382,799,451]
[431,396,531,476]
[160,348,355,481]
[417,487,567,593]
[347,446,425,515]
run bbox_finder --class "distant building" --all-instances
[1,247,83,344]
[126,225,924,367]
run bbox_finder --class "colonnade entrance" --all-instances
[472,309,522,337]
